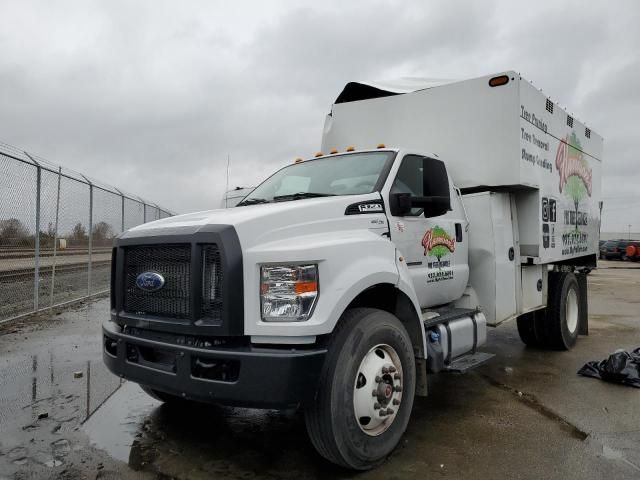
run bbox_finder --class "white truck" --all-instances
[104,71,602,470]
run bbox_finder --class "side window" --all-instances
[391,155,424,216]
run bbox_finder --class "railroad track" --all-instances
[0,247,112,260]
[0,260,111,282]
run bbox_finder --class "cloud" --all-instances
[0,0,638,231]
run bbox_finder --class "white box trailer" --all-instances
[322,71,603,266]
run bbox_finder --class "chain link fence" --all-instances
[0,141,173,323]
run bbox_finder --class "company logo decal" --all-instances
[555,132,592,196]
[358,203,383,213]
[421,226,455,258]
[135,272,165,292]
[555,132,592,235]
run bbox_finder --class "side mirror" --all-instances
[421,157,450,217]
[389,192,413,216]
[389,157,451,217]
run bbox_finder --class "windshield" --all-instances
[238,151,394,205]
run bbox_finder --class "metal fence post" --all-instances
[143,203,147,223]
[34,165,41,311]
[87,182,93,295]
[114,188,125,233]
[49,167,62,308]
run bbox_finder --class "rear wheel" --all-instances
[543,272,581,350]
[516,310,546,347]
[304,308,416,470]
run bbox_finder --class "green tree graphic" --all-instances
[564,132,588,231]
[428,226,452,265]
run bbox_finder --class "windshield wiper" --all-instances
[237,197,270,206]
[273,192,336,201]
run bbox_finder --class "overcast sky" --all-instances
[1,0,638,232]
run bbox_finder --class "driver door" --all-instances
[387,154,460,308]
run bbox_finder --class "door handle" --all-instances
[455,223,463,242]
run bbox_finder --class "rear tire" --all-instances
[516,310,546,347]
[304,308,416,470]
[543,272,581,350]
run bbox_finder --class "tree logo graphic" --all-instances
[421,226,455,261]
[555,132,593,230]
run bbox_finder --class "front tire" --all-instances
[304,308,416,470]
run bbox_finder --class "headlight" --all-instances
[260,264,318,322]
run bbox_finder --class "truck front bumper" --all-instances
[102,322,327,409]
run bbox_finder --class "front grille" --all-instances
[202,245,223,319]
[124,245,192,319]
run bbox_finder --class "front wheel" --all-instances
[304,308,416,470]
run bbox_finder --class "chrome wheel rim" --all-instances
[353,344,403,436]
[566,287,579,334]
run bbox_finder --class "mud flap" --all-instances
[415,357,428,396]
[577,273,589,336]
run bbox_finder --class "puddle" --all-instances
[83,382,160,463]
[0,299,123,476]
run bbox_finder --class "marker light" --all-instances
[260,264,319,322]
[488,75,509,87]
[345,146,355,152]
[294,158,303,164]
[315,152,323,157]
[377,143,386,149]
[329,148,338,154]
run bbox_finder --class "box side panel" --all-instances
[323,72,521,189]
[521,264,544,312]
[518,79,602,263]
[491,193,518,323]
[464,192,518,325]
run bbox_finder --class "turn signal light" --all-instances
[295,281,318,295]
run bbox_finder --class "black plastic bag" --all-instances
[577,348,640,388]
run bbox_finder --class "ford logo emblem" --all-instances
[135,272,165,292]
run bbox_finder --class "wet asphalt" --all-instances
[0,262,639,479]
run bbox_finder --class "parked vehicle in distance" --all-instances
[600,240,619,260]
[600,239,639,260]
[221,186,254,208]
[624,241,640,261]
[104,71,602,470]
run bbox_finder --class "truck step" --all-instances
[422,307,479,329]
[445,352,495,373]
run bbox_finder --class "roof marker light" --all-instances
[315,152,323,158]
[345,146,355,152]
[377,143,386,149]
[294,158,303,164]
[329,148,338,154]
[488,75,509,87]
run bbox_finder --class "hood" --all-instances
[122,192,387,249]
